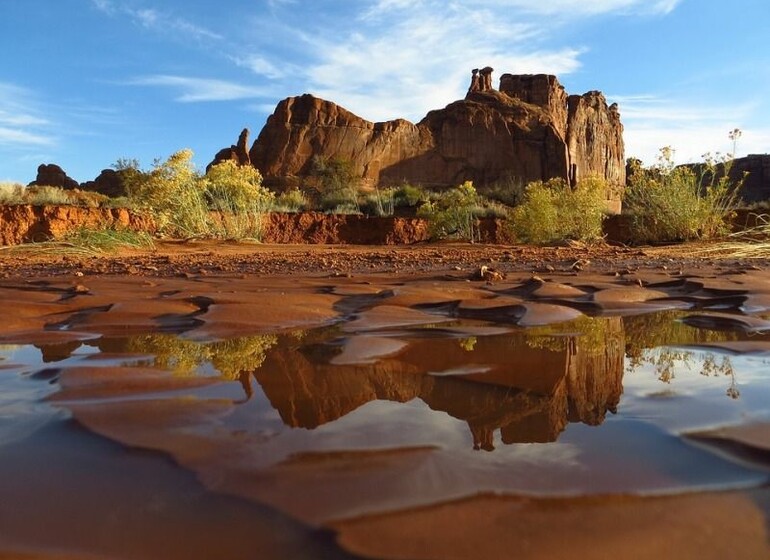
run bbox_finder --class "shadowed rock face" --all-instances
[240,73,625,211]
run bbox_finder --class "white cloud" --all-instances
[614,95,767,165]
[0,127,52,147]
[293,2,583,122]
[128,75,270,102]
[0,84,54,147]
[233,55,289,80]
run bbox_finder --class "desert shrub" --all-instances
[511,177,606,244]
[326,203,362,215]
[25,185,75,206]
[417,181,482,240]
[480,172,527,207]
[127,151,277,239]
[623,147,742,244]
[320,189,360,213]
[0,182,25,204]
[126,149,209,237]
[359,188,396,216]
[272,188,309,213]
[203,160,274,239]
[392,183,426,208]
[311,156,361,212]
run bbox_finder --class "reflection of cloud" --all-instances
[127,75,271,103]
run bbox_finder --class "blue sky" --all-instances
[2,0,768,183]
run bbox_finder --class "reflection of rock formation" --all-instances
[252,320,626,449]
[565,317,625,425]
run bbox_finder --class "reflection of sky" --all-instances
[217,375,766,510]
[622,347,770,432]
[3,324,770,516]
[0,345,60,446]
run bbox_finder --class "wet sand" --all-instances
[2,241,770,559]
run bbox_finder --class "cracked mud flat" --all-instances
[1,242,770,559]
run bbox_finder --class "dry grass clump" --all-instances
[1,227,155,256]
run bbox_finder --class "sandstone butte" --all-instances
[211,72,627,213]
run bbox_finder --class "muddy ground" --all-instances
[2,241,770,560]
[0,239,764,279]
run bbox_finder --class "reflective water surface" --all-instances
[2,300,770,557]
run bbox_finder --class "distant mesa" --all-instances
[213,69,627,212]
[29,164,130,198]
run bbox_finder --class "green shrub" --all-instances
[417,181,481,240]
[392,184,426,208]
[125,149,277,239]
[311,156,361,212]
[623,147,742,244]
[319,188,359,213]
[480,172,527,207]
[272,188,309,213]
[511,177,607,244]
[360,188,395,216]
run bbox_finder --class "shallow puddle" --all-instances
[2,280,770,558]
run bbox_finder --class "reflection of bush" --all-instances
[622,312,739,388]
[524,316,621,355]
[125,334,278,379]
[523,312,741,390]
[623,311,737,367]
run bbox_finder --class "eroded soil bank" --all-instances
[2,244,770,559]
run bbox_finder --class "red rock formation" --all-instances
[242,73,625,211]
[29,163,80,190]
[206,128,251,173]
[80,169,128,198]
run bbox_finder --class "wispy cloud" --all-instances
[91,0,221,42]
[232,55,290,80]
[127,75,271,102]
[363,0,681,19]
[290,2,582,121]
[0,83,54,147]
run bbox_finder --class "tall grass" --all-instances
[2,227,155,256]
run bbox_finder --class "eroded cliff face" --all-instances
[239,73,625,210]
[249,94,430,186]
